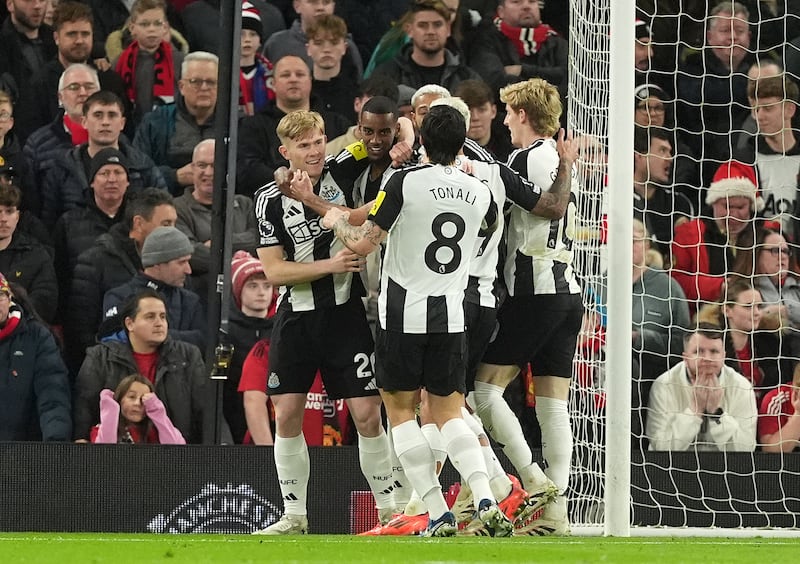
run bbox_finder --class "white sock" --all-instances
[391,420,448,519]
[274,434,309,516]
[439,417,493,504]
[403,490,428,516]
[472,381,533,476]
[420,423,448,474]
[460,407,511,499]
[387,424,412,509]
[359,431,395,510]
[536,396,572,494]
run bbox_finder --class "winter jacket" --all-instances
[0,310,71,441]
[22,113,72,217]
[74,338,208,443]
[65,223,142,373]
[225,306,274,443]
[40,141,167,227]
[102,272,207,353]
[372,43,481,93]
[236,102,351,197]
[133,102,215,195]
[0,232,58,323]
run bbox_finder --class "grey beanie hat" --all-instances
[141,226,194,267]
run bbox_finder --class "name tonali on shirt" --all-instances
[253,145,370,312]
[369,163,498,334]
[504,138,581,297]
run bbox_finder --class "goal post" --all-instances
[567,0,800,537]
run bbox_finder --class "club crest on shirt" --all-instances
[319,183,343,202]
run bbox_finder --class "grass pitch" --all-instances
[0,534,799,564]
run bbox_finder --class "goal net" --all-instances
[566,0,800,533]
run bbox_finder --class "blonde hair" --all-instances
[277,110,325,144]
[499,78,561,137]
[430,96,470,132]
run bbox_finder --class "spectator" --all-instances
[263,0,363,78]
[238,2,275,117]
[226,250,275,444]
[28,2,129,133]
[0,0,57,142]
[0,184,57,323]
[0,151,51,252]
[758,362,800,453]
[104,5,190,64]
[53,148,130,321]
[40,90,167,227]
[742,74,800,239]
[731,226,800,358]
[64,188,176,374]
[632,126,693,261]
[0,90,29,206]
[307,15,361,123]
[236,55,350,197]
[453,79,513,163]
[74,288,209,443]
[697,278,793,403]
[102,225,206,352]
[83,0,184,55]
[325,74,399,157]
[675,2,760,186]
[734,59,784,152]
[113,0,184,129]
[0,274,71,441]
[91,374,186,444]
[671,160,762,313]
[133,51,219,195]
[371,0,479,93]
[174,139,257,303]
[181,0,284,55]
[22,63,99,217]
[466,0,568,109]
[646,322,758,452]
[634,18,653,76]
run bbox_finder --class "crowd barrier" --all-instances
[0,444,797,533]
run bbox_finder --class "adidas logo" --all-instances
[282,493,299,502]
[285,206,303,218]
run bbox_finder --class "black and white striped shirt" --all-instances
[369,163,498,334]
[253,149,370,312]
[504,138,581,297]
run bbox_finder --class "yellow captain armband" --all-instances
[345,140,369,161]
[369,191,386,216]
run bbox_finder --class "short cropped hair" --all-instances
[53,1,94,31]
[124,187,174,230]
[83,90,126,115]
[181,51,219,77]
[411,84,450,109]
[430,96,470,132]
[0,184,22,208]
[747,75,799,104]
[634,125,671,154]
[361,96,398,120]
[277,110,325,144]
[453,79,494,108]
[131,0,167,20]
[499,78,561,138]
[58,63,100,92]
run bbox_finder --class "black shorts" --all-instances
[268,299,378,399]
[465,302,497,392]
[482,293,583,378]
[374,328,467,397]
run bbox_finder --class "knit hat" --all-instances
[242,1,262,40]
[634,83,668,107]
[89,148,129,183]
[0,271,9,297]
[705,160,765,212]
[141,226,194,268]
[231,250,265,308]
[635,18,651,40]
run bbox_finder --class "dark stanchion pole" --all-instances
[204,0,241,444]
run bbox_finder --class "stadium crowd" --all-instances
[1,0,800,536]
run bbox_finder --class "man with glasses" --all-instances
[134,51,219,195]
[28,2,129,133]
[39,89,166,227]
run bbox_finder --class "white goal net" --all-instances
[566,0,800,533]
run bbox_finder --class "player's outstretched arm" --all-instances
[530,128,577,219]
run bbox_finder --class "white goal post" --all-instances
[567,0,800,537]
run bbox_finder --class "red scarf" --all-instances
[0,304,21,342]
[115,40,175,105]
[63,114,88,146]
[494,15,558,57]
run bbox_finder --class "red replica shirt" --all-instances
[758,384,797,440]
[239,339,350,446]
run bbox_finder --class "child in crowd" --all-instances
[91,374,186,444]
[239,1,274,116]
[114,0,184,127]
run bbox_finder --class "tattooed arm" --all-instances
[530,129,578,220]
[323,208,387,256]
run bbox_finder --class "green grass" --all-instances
[0,534,799,564]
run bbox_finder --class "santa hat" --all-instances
[705,160,764,212]
[242,1,262,40]
[231,250,265,308]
